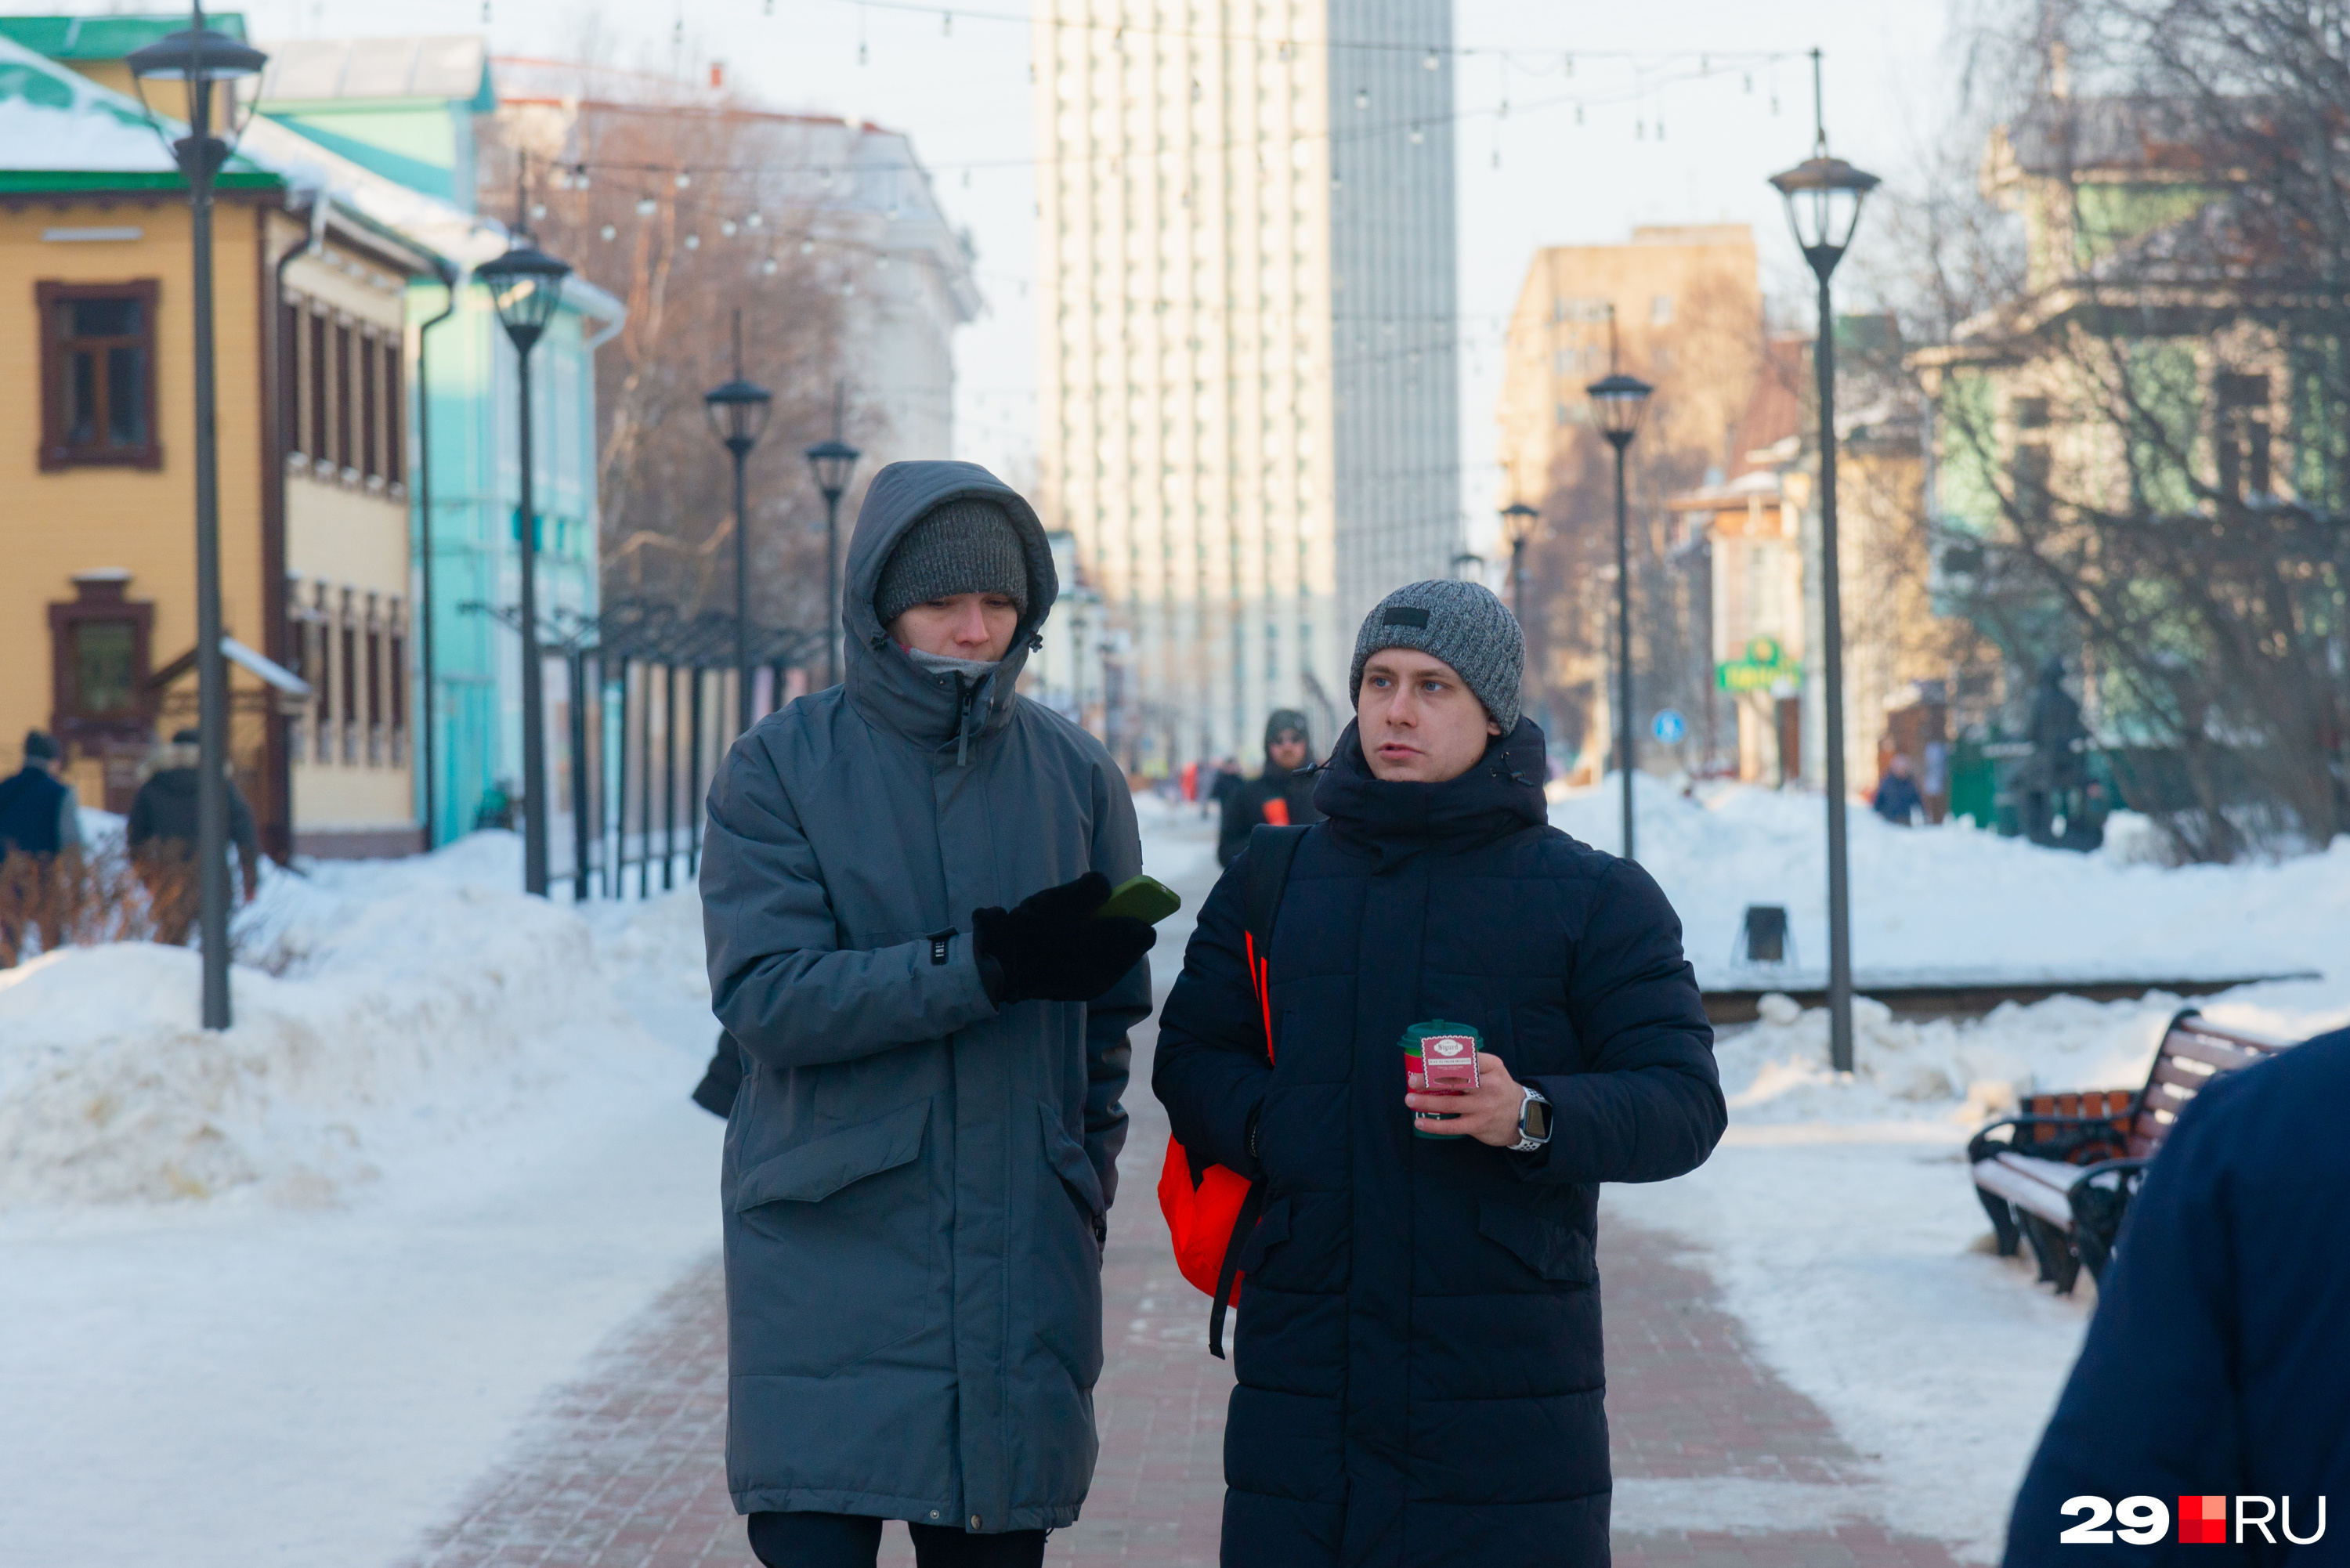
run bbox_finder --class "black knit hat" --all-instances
[1263,709,1311,750]
[873,498,1032,628]
[23,729,58,762]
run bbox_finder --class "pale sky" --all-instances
[102,0,1963,556]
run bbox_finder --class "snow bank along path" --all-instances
[0,834,724,1568]
[0,834,710,1209]
[1552,773,2350,992]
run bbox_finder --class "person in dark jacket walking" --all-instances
[1155,579,1726,1568]
[2002,1024,2350,1565]
[0,731,84,966]
[700,461,1157,1568]
[1871,753,1924,826]
[128,728,261,945]
[1216,710,1324,866]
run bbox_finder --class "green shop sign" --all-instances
[1716,635,1794,692]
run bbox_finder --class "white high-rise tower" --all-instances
[1035,1,1459,771]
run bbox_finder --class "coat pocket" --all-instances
[1477,1198,1597,1285]
[1037,1102,1106,1218]
[1235,1195,1291,1275]
[728,1101,938,1375]
[734,1100,931,1209]
[1033,1104,1106,1387]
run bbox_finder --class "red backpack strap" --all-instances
[1238,824,1308,1065]
[1206,825,1307,1360]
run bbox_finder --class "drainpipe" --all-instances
[267,189,331,863]
[414,258,464,848]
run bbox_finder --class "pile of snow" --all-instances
[1549,775,2350,995]
[1718,991,2195,1125]
[0,834,702,1209]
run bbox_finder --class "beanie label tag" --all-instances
[1382,606,1430,627]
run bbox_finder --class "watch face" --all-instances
[1524,1099,1551,1140]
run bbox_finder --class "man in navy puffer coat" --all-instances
[1155,580,1726,1567]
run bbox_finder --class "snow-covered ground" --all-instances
[0,836,724,1566]
[4,787,2341,1566]
[1549,778,2349,1561]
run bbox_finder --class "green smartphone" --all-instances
[1095,873,1182,926]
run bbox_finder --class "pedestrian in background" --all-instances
[2004,1024,2350,1564]
[128,728,260,946]
[700,461,1156,1568]
[1155,580,1724,1566]
[1872,752,1924,826]
[1215,710,1322,866]
[0,730,83,966]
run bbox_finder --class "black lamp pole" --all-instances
[128,3,266,1030]
[1499,501,1539,625]
[705,309,773,733]
[476,182,574,898]
[1588,323,1655,865]
[804,421,862,689]
[1771,48,1881,1075]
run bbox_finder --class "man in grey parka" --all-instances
[701,461,1155,1568]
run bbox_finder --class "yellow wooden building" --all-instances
[2,30,437,858]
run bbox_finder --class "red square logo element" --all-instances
[2179,1495,2229,1544]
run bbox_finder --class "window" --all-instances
[334,324,354,471]
[1650,294,1673,326]
[361,337,380,479]
[2012,396,2051,431]
[309,312,328,464]
[46,572,155,755]
[38,280,160,469]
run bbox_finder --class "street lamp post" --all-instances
[1587,367,1654,863]
[804,435,862,688]
[475,226,574,898]
[1499,501,1540,623]
[705,310,774,732]
[1771,49,1881,1075]
[126,3,268,1030]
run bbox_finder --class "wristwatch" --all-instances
[1510,1086,1553,1154]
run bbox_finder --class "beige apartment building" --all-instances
[1493,224,1762,777]
[1033,0,1461,770]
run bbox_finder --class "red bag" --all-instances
[1156,824,1304,1357]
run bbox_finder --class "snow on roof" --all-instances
[239,110,624,323]
[257,35,492,109]
[0,31,271,185]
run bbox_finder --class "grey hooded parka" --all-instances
[700,461,1150,1534]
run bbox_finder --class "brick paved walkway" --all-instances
[401,891,1959,1566]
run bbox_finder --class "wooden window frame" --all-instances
[385,340,404,487]
[309,310,328,472]
[37,279,162,471]
[282,298,304,461]
[334,322,353,474]
[360,333,380,479]
[47,576,156,748]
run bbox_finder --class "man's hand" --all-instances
[1405,1053,1527,1148]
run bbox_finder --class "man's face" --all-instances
[1357,649,1501,782]
[889,592,1021,663]
[1268,732,1309,772]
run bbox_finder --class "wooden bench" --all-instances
[1969,1008,2287,1294]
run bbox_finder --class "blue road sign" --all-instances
[1651,708,1687,745]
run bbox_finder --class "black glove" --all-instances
[971,871,1156,1005]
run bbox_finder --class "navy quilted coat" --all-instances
[1152,720,1724,1567]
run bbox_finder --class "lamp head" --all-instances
[705,376,775,454]
[475,241,573,355]
[1768,155,1881,281]
[1499,500,1540,541]
[804,437,862,500]
[125,11,267,159]
[1585,371,1654,449]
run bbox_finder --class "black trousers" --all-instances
[747,1511,1047,1568]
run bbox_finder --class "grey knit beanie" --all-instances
[873,498,1032,627]
[1348,580,1524,733]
